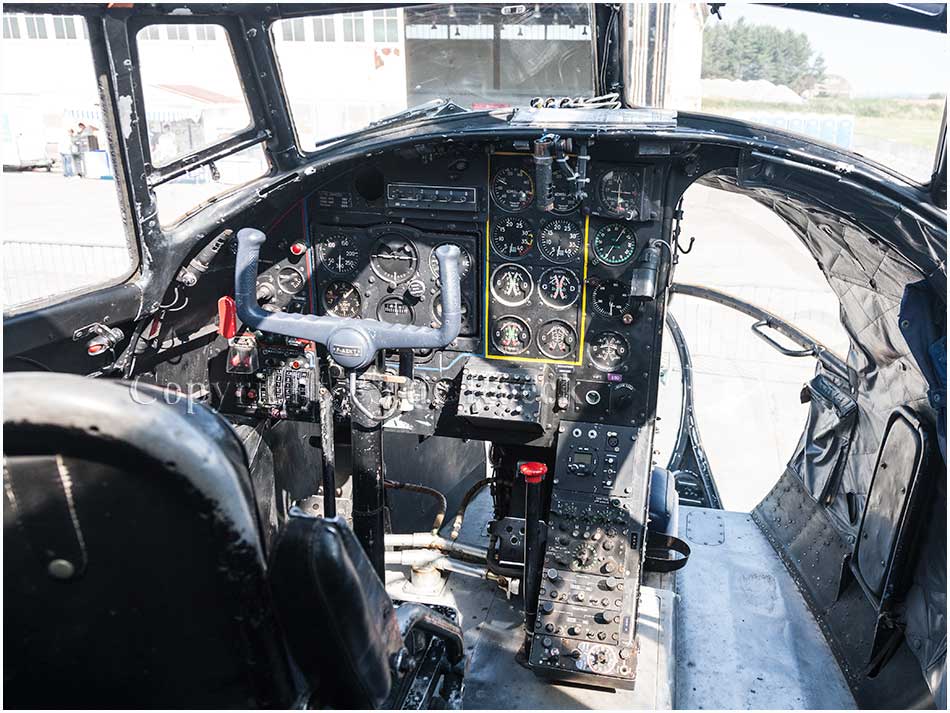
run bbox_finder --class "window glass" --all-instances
[1,14,135,310]
[273,4,594,150]
[3,14,21,39]
[154,143,269,226]
[342,12,365,42]
[24,14,47,39]
[52,16,77,40]
[313,16,335,42]
[625,3,947,183]
[373,9,399,43]
[281,18,305,42]
[136,24,252,167]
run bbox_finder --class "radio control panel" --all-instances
[529,420,651,690]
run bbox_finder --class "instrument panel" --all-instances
[313,225,480,344]
[291,141,670,439]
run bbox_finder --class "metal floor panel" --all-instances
[675,507,856,709]
[386,491,675,709]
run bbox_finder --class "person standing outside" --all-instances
[72,123,85,178]
[58,128,76,178]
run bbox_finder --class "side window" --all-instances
[135,22,269,225]
[137,23,252,166]
[1,13,136,311]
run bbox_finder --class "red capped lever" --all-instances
[217,296,238,339]
[519,461,548,484]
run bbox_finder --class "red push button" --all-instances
[520,461,547,484]
[217,296,237,339]
[289,242,307,256]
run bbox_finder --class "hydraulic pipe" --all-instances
[385,550,496,582]
[384,480,447,535]
[449,477,494,540]
[386,533,488,562]
[521,461,548,633]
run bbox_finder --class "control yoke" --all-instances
[234,228,462,369]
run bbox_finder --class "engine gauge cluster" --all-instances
[537,320,578,360]
[491,264,533,307]
[492,316,531,355]
[538,268,581,310]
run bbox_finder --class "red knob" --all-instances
[520,461,547,484]
[289,242,307,256]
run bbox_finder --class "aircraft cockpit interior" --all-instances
[2,3,946,710]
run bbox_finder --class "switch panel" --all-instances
[529,420,651,690]
[457,358,554,432]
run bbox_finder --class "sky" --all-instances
[724,3,948,97]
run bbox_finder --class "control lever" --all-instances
[234,228,462,369]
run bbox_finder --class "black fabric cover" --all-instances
[3,373,294,708]
[789,368,858,505]
[268,514,403,709]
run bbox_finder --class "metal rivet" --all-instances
[48,559,76,579]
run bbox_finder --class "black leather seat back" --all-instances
[3,373,293,708]
[269,515,403,709]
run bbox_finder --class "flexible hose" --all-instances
[449,477,495,540]
[385,479,447,535]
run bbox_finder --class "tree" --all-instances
[702,17,826,93]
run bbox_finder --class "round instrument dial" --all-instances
[490,264,533,307]
[428,243,472,280]
[491,316,531,356]
[370,235,418,284]
[592,223,637,265]
[538,218,583,263]
[538,267,581,310]
[322,280,361,318]
[491,216,535,260]
[318,232,361,275]
[598,169,642,219]
[277,266,305,294]
[591,279,631,318]
[551,170,582,213]
[491,166,534,212]
[377,296,414,325]
[433,293,473,335]
[589,331,629,372]
[537,320,577,360]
